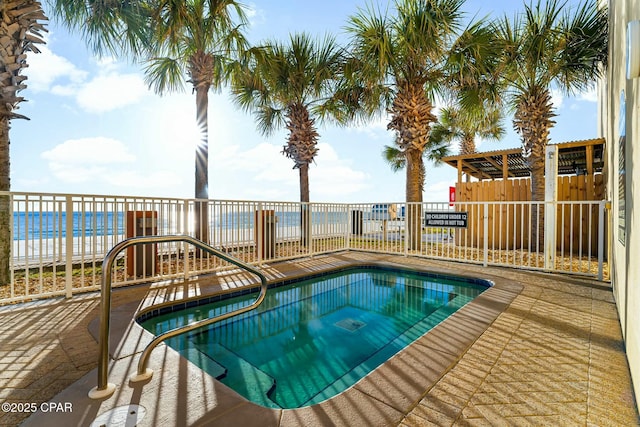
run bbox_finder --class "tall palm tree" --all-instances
[52,0,248,243]
[345,0,465,249]
[496,0,607,246]
[0,0,47,284]
[143,0,248,242]
[232,33,345,246]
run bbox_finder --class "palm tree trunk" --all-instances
[284,103,318,249]
[1,0,46,284]
[530,161,545,249]
[460,133,476,155]
[406,148,423,251]
[299,164,310,248]
[0,119,10,285]
[513,87,556,250]
[388,82,433,251]
[194,85,209,244]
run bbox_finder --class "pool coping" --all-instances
[21,255,523,427]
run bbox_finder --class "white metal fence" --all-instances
[0,191,609,304]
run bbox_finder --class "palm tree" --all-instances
[142,0,248,243]
[51,0,151,57]
[52,0,249,243]
[382,101,504,172]
[495,0,607,246]
[232,33,345,246]
[382,121,451,172]
[0,0,47,284]
[436,105,505,155]
[345,0,465,249]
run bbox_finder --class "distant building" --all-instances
[599,0,640,408]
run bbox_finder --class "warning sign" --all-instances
[424,211,468,228]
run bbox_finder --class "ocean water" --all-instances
[13,212,125,241]
[12,210,350,241]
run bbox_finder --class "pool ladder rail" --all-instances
[88,234,269,400]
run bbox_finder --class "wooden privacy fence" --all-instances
[456,174,605,255]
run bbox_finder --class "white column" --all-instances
[544,145,558,270]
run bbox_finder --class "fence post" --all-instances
[483,203,488,267]
[544,145,558,271]
[65,196,74,298]
[257,202,263,265]
[597,201,605,281]
[306,203,312,257]
[182,199,190,279]
[345,204,350,250]
[404,204,409,257]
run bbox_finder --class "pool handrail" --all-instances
[88,234,269,400]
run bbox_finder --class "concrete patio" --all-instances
[1,252,638,426]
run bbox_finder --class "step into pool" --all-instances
[139,266,490,408]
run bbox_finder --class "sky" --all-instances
[11,0,601,203]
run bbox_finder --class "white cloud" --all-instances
[577,86,597,103]
[75,73,149,113]
[207,139,370,201]
[42,137,135,183]
[26,45,88,92]
[27,43,149,113]
[309,143,370,199]
[105,170,184,190]
[423,179,456,202]
[221,142,291,174]
[245,3,268,30]
[348,114,389,139]
[39,136,186,192]
[550,88,564,109]
[42,137,135,165]
[212,141,298,194]
[245,3,261,22]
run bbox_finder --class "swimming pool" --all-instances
[139,266,490,409]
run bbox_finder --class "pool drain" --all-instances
[335,318,366,332]
[90,404,146,427]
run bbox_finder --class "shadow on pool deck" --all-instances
[3,252,639,426]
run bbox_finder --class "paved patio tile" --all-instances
[0,253,637,426]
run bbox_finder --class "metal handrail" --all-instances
[88,235,269,399]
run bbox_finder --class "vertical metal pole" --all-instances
[483,203,489,267]
[57,200,63,261]
[65,196,74,298]
[257,202,263,264]
[345,204,351,250]
[183,200,190,279]
[97,261,112,390]
[306,203,311,257]
[544,145,558,271]
[88,240,121,399]
[8,193,15,289]
[404,204,409,257]
[597,201,605,281]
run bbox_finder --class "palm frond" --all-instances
[144,57,186,93]
[382,145,406,172]
[231,31,347,135]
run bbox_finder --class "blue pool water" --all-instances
[139,267,489,409]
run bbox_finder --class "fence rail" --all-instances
[0,191,609,304]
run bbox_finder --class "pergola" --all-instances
[441,138,605,182]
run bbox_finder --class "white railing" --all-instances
[0,192,609,304]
